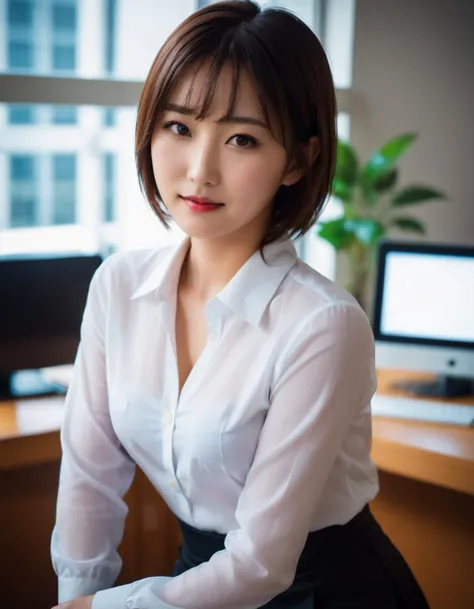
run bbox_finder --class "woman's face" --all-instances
[150,62,297,246]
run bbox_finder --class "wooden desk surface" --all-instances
[1,369,474,494]
[373,370,474,496]
[0,395,64,470]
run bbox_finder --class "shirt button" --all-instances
[169,481,176,488]
[166,411,173,425]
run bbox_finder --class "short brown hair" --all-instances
[135,0,336,249]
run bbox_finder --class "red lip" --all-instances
[183,195,221,205]
[181,195,222,205]
[181,196,224,214]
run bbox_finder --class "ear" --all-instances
[281,136,320,187]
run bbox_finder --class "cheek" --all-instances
[228,153,286,201]
[151,139,183,186]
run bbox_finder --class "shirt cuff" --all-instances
[59,577,105,603]
[92,577,178,609]
[92,582,132,609]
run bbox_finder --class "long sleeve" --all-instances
[51,256,136,603]
[92,302,376,609]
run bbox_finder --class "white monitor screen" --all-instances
[380,251,474,343]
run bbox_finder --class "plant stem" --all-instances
[346,243,372,308]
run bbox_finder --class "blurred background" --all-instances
[1,2,473,609]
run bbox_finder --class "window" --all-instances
[102,0,117,125]
[8,41,33,69]
[51,105,77,124]
[5,1,79,123]
[52,154,76,225]
[51,1,77,73]
[52,4,76,30]
[103,107,115,127]
[6,103,79,124]
[103,152,115,223]
[9,154,38,228]
[104,0,116,75]
[4,0,78,76]
[8,104,34,124]
[5,152,79,230]
[8,0,34,27]
[7,0,35,72]
[52,44,75,71]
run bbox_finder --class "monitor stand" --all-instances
[0,369,67,400]
[393,374,474,398]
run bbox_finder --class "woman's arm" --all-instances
[92,302,376,609]
[51,256,136,603]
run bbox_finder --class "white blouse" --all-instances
[51,236,379,609]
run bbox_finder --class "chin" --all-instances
[173,218,227,241]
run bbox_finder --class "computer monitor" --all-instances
[0,253,102,399]
[372,240,474,397]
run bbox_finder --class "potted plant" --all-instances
[317,133,446,308]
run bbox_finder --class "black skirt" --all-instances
[171,505,430,608]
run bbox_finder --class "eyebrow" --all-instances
[163,103,269,130]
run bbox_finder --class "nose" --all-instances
[186,135,220,186]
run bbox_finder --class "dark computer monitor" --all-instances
[0,253,102,399]
[372,240,474,397]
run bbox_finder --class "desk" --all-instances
[372,370,474,495]
[369,370,474,609]
[1,370,473,609]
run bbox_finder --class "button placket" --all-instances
[158,299,180,490]
[165,300,224,509]
[162,406,177,488]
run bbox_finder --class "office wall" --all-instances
[351,0,474,246]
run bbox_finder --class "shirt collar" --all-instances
[131,235,297,328]
[216,238,297,327]
[130,236,191,301]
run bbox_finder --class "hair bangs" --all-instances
[161,31,289,147]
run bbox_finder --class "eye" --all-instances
[164,121,190,137]
[228,134,258,148]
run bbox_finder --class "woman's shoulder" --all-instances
[271,259,375,365]
[281,258,364,316]
[267,258,373,351]
[92,243,175,298]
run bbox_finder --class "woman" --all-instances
[51,2,429,608]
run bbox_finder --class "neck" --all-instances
[180,234,263,302]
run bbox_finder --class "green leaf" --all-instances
[342,202,357,220]
[345,218,385,246]
[390,217,426,234]
[334,140,358,187]
[331,177,353,202]
[391,186,445,206]
[361,169,398,207]
[317,218,353,250]
[361,133,417,186]
[373,168,398,193]
[361,186,377,207]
